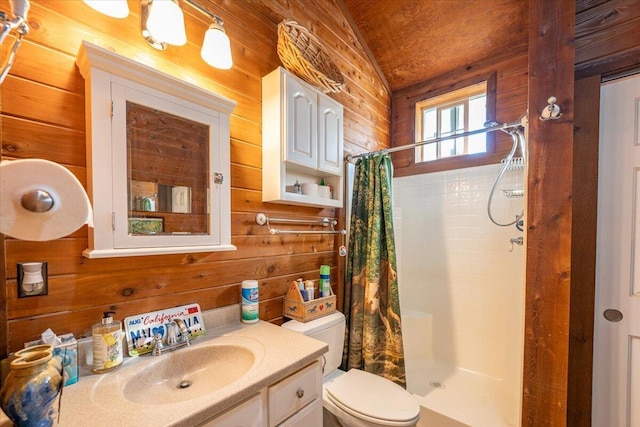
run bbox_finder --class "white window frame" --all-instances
[415,81,487,163]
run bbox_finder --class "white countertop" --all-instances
[1,305,327,427]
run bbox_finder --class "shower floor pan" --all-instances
[409,362,518,427]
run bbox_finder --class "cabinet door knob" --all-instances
[296,388,304,399]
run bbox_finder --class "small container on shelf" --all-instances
[301,183,318,196]
[317,185,330,198]
[293,180,302,194]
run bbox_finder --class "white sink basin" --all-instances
[123,343,256,405]
[90,335,266,407]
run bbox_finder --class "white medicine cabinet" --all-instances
[262,67,344,208]
[76,41,237,258]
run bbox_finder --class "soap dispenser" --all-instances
[92,311,123,373]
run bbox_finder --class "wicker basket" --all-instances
[277,20,345,94]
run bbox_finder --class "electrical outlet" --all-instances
[17,262,48,298]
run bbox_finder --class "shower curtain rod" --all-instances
[345,116,526,162]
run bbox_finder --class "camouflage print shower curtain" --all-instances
[342,153,406,388]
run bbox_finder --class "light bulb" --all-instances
[145,0,187,47]
[200,21,232,70]
[83,0,129,18]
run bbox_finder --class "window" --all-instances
[415,81,487,163]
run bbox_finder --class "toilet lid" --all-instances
[325,369,420,424]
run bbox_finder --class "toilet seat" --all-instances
[325,369,420,426]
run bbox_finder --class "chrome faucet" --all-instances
[151,318,191,356]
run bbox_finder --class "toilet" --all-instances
[282,311,420,427]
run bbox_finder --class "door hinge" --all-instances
[112,212,116,231]
[213,172,224,184]
[109,100,114,119]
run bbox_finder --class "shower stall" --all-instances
[394,161,525,427]
[346,123,526,427]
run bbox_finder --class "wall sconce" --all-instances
[199,13,232,69]
[143,0,232,69]
[87,0,233,69]
[82,0,129,18]
[141,0,187,50]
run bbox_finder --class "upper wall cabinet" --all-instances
[262,67,344,208]
[76,41,237,258]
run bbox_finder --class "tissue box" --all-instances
[25,333,78,386]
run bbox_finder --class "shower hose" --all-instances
[487,129,525,227]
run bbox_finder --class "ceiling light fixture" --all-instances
[82,0,129,18]
[141,0,187,50]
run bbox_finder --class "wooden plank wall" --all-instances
[575,0,640,79]
[0,0,389,355]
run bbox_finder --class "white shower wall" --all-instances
[393,163,525,422]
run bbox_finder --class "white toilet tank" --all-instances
[282,311,345,378]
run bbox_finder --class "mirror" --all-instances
[77,41,237,258]
[127,102,207,236]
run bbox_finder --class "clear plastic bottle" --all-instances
[305,280,315,300]
[92,311,123,373]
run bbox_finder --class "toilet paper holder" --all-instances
[0,159,94,241]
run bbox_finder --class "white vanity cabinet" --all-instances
[268,360,323,426]
[200,360,322,427]
[262,67,344,208]
[198,392,267,427]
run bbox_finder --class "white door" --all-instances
[593,72,640,426]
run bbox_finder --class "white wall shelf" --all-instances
[262,67,344,208]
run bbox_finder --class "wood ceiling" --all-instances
[340,0,530,92]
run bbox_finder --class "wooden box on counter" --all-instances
[283,280,336,322]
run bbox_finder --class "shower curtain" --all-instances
[342,153,406,388]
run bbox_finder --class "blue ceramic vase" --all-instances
[0,346,62,427]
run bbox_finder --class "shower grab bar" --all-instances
[255,213,346,235]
